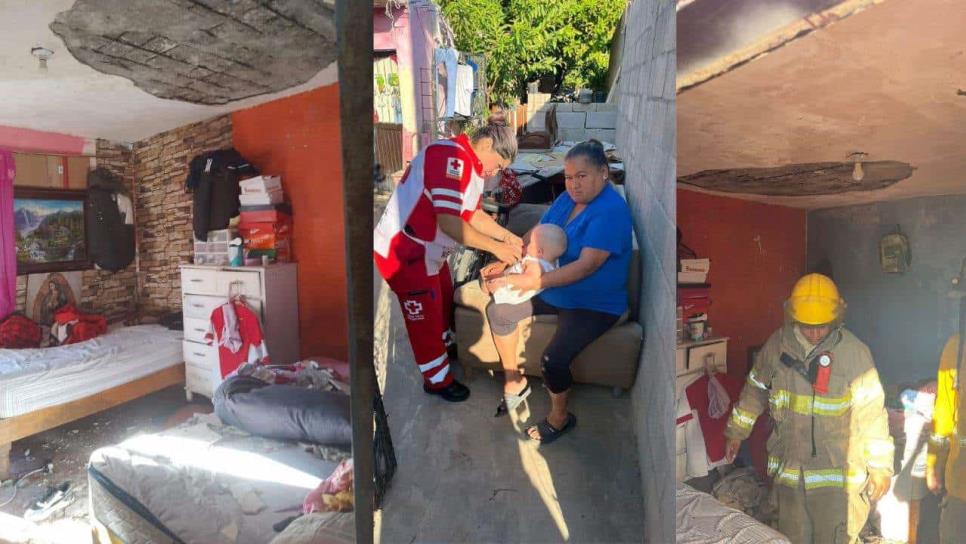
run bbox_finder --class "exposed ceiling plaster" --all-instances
[677,0,966,209]
[679,161,914,196]
[0,0,338,143]
[50,0,336,105]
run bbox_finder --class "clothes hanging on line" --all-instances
[434,47,459,117]
[455,63,475,117]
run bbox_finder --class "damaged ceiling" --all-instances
[50,0,337,105]
[679,161,914,196]
[0,0,338,142]
[677,0,966,209]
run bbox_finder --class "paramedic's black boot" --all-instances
[424,380,470,402]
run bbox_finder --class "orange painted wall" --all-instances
[231,85,348,361]
[677,189,807,377]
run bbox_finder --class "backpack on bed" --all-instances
[0,313,42,348]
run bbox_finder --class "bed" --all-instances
[88,413,344,544]
[677,483,789,544]
[0,324,185,479]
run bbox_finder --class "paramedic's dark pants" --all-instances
[486,295,619,393]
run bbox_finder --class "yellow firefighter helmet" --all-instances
[786,273,845,326]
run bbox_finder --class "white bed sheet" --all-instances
[0,324,183,418]
[677,483,789,544]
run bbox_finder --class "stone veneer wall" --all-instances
[131,115,233,313]
[14,139,139,323]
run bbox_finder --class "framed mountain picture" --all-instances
[14,188,88,274]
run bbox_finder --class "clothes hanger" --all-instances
[227,280,246,304]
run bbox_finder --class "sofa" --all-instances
[453,201,643,392]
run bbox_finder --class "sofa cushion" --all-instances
[454,279,491,315]
[454,306,642,389]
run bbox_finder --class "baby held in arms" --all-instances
[486,223,567,305]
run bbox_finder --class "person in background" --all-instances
[926,261,966,544]
[374,122,522,402]
[724,273,893,544]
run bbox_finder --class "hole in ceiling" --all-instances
[678,161,915,197]
[50,0,337,106]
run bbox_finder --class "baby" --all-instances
[489,224,567,305]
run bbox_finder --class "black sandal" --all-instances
[495,383,532,417]
[527,413,577,444]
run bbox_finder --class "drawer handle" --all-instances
[190,279,204,283]
[192,304,204,308]
[194,328,206,333]
[193,352,206,357]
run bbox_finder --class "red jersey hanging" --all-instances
[204,300,270,378]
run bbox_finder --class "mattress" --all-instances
[0,324,183,417]
[677,484,789,544]
[89,414,340,544]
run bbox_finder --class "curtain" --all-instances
[0,150,15,320]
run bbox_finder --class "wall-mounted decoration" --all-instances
[26,271,82,327]
[879,224,911,274]
[14,188,88,274]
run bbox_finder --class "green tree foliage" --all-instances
[438,0,627,103]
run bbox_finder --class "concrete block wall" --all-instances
[131,115,233,313]
[613,0,676,542]
[554,102,619,143]
[525,92,552,131]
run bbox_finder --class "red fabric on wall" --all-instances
[231,85,348,361]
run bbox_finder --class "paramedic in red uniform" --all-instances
[374,122,522,402]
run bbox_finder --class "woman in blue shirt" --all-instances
[482,140,633,444]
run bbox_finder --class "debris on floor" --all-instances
[0,385,209,543]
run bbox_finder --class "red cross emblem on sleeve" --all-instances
[446,157,464,180]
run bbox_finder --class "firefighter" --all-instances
[724,273,894,544]
[926,259,966,544]
[374,122,522,402]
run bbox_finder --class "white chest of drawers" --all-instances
[180,263,300,400]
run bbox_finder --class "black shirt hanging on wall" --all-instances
[86,168,135,272]
[186,149,258,241]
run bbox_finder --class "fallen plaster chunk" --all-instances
[229,482,265,515]
[220,520,239,542]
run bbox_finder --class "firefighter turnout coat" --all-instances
[726,325,895,492]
